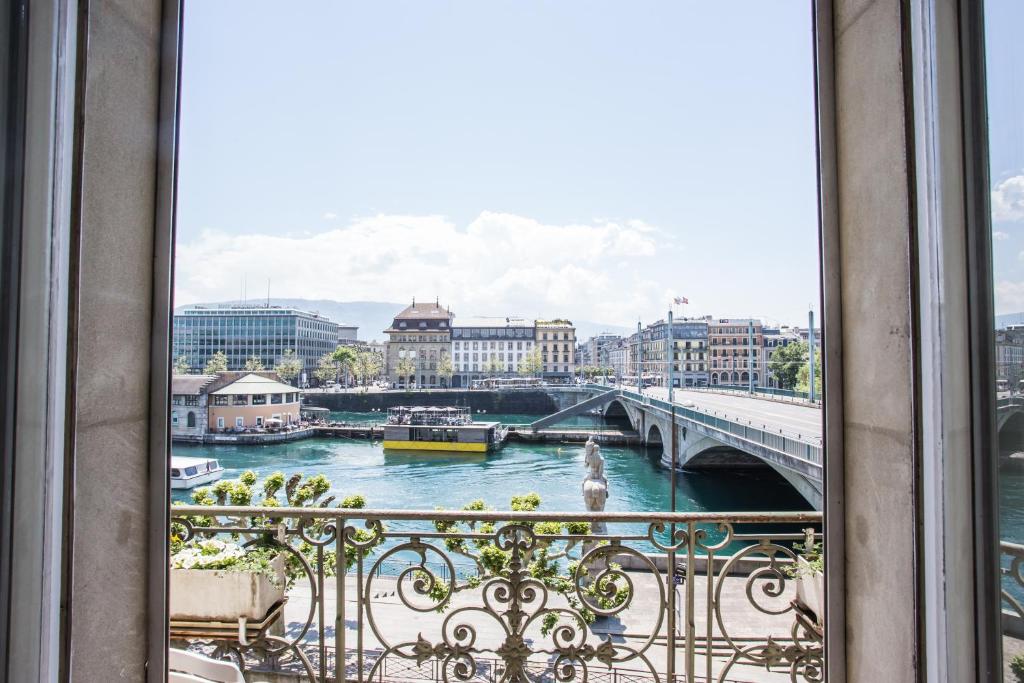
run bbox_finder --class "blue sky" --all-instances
[987,0,1024,316]
[175,1,821,327]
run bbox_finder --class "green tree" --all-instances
[796,347,823,396]
[396,356,417,387]
[331,346,358,387]
[314,352,336,385]
[483,357,506,375]
[172,356,190,375]
[203,351,229,374]
[437,354,454,387]
[353,351,382,387]
[518,348,543,377]
[274,349,303,385]
[243,355,265,371]
[768,342,807,390]
[427,493,627,636]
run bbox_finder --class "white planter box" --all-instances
[170,558,285,622]
[794,557,824,626]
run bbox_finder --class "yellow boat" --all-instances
[382,406,504,453]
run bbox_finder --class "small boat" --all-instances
[171,456,224,489]
[383,406,504,453]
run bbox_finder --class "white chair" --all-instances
[168,648,263,683]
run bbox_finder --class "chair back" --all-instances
[168,648,245,683]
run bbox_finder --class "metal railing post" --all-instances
[685,521,697,682]
[335,516,346,683]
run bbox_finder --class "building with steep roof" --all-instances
[383,299,454,388]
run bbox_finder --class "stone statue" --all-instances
[582,441,609,534]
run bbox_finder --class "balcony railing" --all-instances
[170,507,823,683]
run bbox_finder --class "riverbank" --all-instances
[302,388,560,414]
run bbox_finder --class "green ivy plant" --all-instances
[427,493,629,636]
[1011,654,1024,683]
[782,537,823,579]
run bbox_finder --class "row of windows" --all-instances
[454,340,532,350]
[539,332,572,340]
[171,392,299,406]
[390,334,450,342]
[451,327,534,339]
[454,352,523,362]
[540,343,571,352]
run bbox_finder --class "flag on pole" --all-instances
[673,296,689,305]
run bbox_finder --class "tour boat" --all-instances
[170,456,224,489]
[382,406,505,453]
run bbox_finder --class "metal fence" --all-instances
[171,506,824,683]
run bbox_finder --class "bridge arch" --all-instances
[646,424,664,448]
[999,409,1024,456]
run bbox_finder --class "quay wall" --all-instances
[302,389,560,415]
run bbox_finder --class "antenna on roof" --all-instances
[267,278,271,307]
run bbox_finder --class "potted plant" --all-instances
[170,539,285,622]
[785,531,824,627]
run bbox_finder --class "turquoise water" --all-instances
[172,410,812,555]
[172,409,816,578]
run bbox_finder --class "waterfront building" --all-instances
[709,319,765,387]
[336,324,359,343]
[450,317,535,388]
[535,320,576,381]
[383,300,453,388]
[997,326,1024,389]
[583,333,621,369]
[172,305,344,377]
[607,337,632,381]
[631,319,709,388]
[171,371,302,440]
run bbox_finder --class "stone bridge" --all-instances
[537,385,824,510]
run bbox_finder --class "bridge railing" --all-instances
[614,388,823,467]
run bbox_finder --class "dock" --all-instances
[174,423,642,447]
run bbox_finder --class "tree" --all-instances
[203,351,229,374]
[396,356,417,387]
[353,351,382,388]
[172,356,190,375]
[314,352,335,385]
[518,348,543,377]
[331,346,358,387]
[796,348,823,397]
[437,354,454,387]
[483,357,506,375]
[768,342,807,390]
[274,349,303,385]
[243,355,265,372]
[427,493,627,636]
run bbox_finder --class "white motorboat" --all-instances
[171,456,224,490]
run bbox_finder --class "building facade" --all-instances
[536,320,576,380]
[997,326,1024,390]
[450,317,535,388]
[383,300,453,388]
[172,305,344,376]
[583,333,621,368]
[607,337,631,380]
[708,319,765,387]
[171,371,302,440]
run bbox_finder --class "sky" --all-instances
[175,1,821,328]
[987,0,1024,316]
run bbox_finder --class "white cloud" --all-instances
[322,212,338,220]
[175,212,663,324]
[996,280,1024,314]
[994,230,1010,241]
[992,175,1024,223]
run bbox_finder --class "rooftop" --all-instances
[171,374,217,395]
[392,300,453,321]
[210,373,300,396]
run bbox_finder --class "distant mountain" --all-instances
[997,312,1024,329]
[179,298,632,343]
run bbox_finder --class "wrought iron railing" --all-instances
[170,507,824,683]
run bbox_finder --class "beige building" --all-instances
[171,372,301,440]
[383,300,453,388]
[535,320,576,381]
